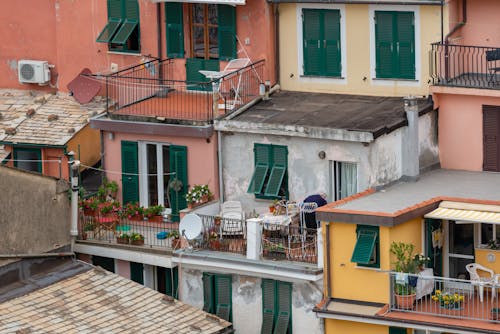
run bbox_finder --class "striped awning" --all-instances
[151,0,245,5]
[424,201,500,224]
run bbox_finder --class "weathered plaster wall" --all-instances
[179,268,323,334]
[221,112,437,213]
[0,166,70,254]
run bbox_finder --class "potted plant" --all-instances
[413,253,431,271]
[121,202,144,221]
[145,205,164,223]
[431,290,465,310]
[129,232,145,246]
[185,184,213,208]
[98,200,121,218]
[97,178,119,201]
[208,231,220,250]
[79,197,99,216]
[116,233,130,244]
[214,215,222,226]
[390,241,418,310]
[82,221,96,240]
[169,230,181,249]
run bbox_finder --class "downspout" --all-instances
[325,223,332,301]
[218,130,224,203]
[157,2,163,82]
[273,3,280,85]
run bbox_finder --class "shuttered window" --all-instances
[375,11,414,80]
[169,145,188,222]
[130,262,144,284]
[218,5,236,60]
[303,9,341,77]
[261,280,292,334]
[247,144,288,199]
[203,273,232,321]
[351,225,380,268]
[157,267,178,298]
[483,105,500,172]
[13,147,42,173]
[389,327,407,334]
[96,0,140,52]
[121,141,139,204]
[165,3,184,58]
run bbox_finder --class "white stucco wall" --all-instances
[179,268,323,334]
[221,111,438,213]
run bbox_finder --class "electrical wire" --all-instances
[79,163,177,177]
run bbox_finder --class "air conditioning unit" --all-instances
[18,60,51,84]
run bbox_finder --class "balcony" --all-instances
[385,272,500,331]
[430,42,500,90]
[91,58,265,124]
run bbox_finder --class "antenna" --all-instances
[179,214,204,249]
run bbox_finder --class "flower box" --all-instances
[148,215,163,223]
[117,236,129,244]
[130,239,144,246]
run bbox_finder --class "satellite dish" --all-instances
[179,213,204,240]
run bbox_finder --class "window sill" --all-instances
[107,51,142,57]
[372,77,417,82]
[354,265,382,272]
[300,75,344,79]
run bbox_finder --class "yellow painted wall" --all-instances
[329,218,424,304]
[67,124,101,171]
[279,4,443,97]
[325,319,394,334]
[475,248,500,274]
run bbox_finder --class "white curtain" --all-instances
[340,162,357,199]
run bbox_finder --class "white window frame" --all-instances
[477,222,499,246]
[296,3,347,84]
[329,160,358,201]
[138,141,170,208]
[369,4,421,86]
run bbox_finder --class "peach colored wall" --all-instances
[102,130,219,203]
[116,259,131,279]
[1,0,276,90]
[434,93,500,171]
[448,0,500,47]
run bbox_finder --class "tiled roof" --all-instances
[0,265,231,334]
[0,89,106,147]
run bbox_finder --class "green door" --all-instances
[169,145,187,222]
[425,218,443,276]
[121,141,139,204]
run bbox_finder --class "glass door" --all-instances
[446,221,475,279]
[139,142,171,208]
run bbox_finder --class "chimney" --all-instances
[402,96,419,181]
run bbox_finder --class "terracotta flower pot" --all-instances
[117,237,129,244]
[148,215,163,223]
[395,293,416,310]
[83,208,96,217]
[129,214,144,221]
[130,239,144,246]
[172,239,181,249]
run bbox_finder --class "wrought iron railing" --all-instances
[89,58,265,123]
[196,214,247,255]
[261,224,318,264]
[430,42,500,89]
[78,212,178,250]
[389,272,500,324]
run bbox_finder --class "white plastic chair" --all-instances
[220,201,244,236]
[465,263,495,302]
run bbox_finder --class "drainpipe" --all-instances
[273,3,280,85]
[68,152,80,252]
[325,223,332,303]
[217,130,224,203]
[157,2,163,82]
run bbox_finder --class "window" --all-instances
[203,273,232,322]
[92,256,115,273]
[130,262,144,284]
[483,105,500,172]
[247,144,288,199]
[302,9,341,77]
[330,161,357,201]
[389,328,407,334]
[121,141,187,222]
[96,0,140,53]
[157,267,178,298]
[480,223,500,245]
[351,225,379,268]
[375,11,415,79]
[261,279,292,334]
[13,147,42,173]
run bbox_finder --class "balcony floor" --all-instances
[436,72,500,90]
[381,294,500,332]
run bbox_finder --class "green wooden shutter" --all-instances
[274,282,292,334]
[303,9,322,76]
[324,10,341,77]
[389,327,407,334]
[351,227,378,264]
[264,145,288,197]
[165,267,179,298]
[396,12,415,79]
[261,279,276,334]
[124,0,139,21]
[169,145,188,222]
[109,0,122,19]
[203,273,215,313]
[483,106,500,172]
[130,262,144,284]
[247,144,271,194]
[375,11,395,79]
[165,3,184,58]
[96,0,123,43]
[215,274,232,321]
[186,58,219,91]
[121,141,139,204]
[218,5,236,60]
[112,0,139,45]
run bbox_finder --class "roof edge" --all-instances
[269,0,441,4]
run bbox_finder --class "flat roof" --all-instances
[317,169,500,226]
[219,91,432,141]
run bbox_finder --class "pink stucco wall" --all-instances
[115,259,131,279]
[448,0,500,47]
[102,131,219,203]
[434,92,500,171]
[0,0,276,90]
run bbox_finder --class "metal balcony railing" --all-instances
[389,272,500,324]
[89,58,265,123]
[430,42,500,89]
[261,224,318,264]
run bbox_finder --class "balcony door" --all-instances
[138,142,170,208]
[444,220,475,279]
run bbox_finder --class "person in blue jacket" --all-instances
[302,192,327,229]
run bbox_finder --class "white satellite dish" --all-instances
[179,213,204,240]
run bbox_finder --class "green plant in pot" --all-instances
[390,241,418,310]
[145,205,164,223]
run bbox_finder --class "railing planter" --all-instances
[395,293,417,310]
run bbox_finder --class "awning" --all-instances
[151,0,245,5]
[424,201,500,224]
